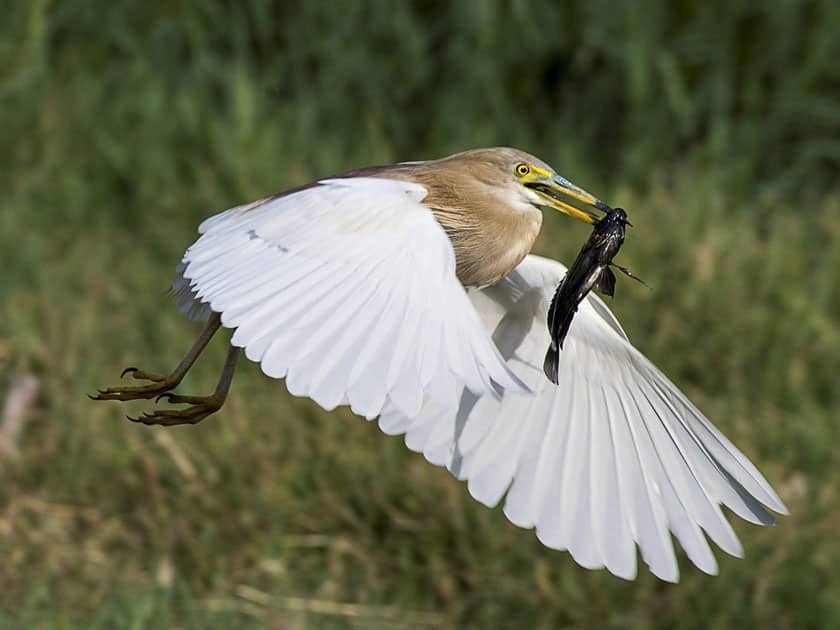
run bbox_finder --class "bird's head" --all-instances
[515,157,610,224]
[440,147,610,224]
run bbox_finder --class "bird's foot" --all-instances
[90,367,180,401]
[128,393,224,426]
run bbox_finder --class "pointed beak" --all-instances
[527,174,610,224]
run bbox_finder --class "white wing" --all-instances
[378,254,787,582]
[173,177,527,420]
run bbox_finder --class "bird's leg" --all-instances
[91,312,222,402]
[131,344,239,426]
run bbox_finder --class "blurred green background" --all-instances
[2,1,839,627]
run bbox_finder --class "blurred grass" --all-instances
[1,1,839,627]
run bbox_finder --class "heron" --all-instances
[93,147,786,581]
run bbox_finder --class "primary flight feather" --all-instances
[93,147,786,581]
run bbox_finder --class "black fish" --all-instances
[544,207,643,384]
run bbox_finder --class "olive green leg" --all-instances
[129,343,239,426]
[91,312,221,402]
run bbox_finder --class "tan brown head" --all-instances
[420,147,609,224]
[380,147,610,286]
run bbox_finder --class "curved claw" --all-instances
[120,367,139,379]
[127,413,156,425]
[155,392,174,404]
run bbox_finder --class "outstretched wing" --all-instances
[378,254,787,582]
[173,177,527,420]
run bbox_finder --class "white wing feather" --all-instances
[174,177,528,420]
[378,254,787,582]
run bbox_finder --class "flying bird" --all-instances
[93,147,786,582]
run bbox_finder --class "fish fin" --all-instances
[612,263,650,289]
[595,267,617,297]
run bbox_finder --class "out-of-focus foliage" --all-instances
[1,1,839,627]
[3,0,838,231]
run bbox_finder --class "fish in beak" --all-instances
[544,207,646,383]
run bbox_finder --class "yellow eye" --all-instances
[515,163,530,177]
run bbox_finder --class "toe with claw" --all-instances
[120,366,168,382]
[89,367,180,402]
[128,393,224,426]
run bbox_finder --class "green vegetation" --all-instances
[2,1,838,627]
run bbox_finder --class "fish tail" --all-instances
[543,343,560,384]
